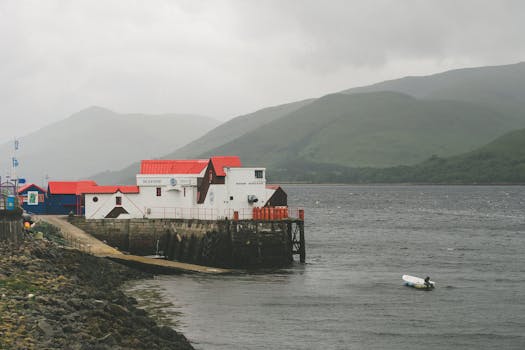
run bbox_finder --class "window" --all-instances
[92,196,98,202]
[255,170,263,179]
[116,196,122,206]
[230,196,234,200]
[156,187,162,197]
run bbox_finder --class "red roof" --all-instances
[81,185,140,194]
[266,185,281,190]
[210,156,242,176]
[140,159,208,175]
[48,181,98,195]
[18,183,47,194]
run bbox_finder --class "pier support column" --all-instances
[299,221,305,263]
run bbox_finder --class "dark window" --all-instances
[255,170,263,178]
[92,196,98,202]
[116,196,122,206]
[230,196,234,200]
[156,187,162,197]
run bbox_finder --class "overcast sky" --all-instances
[1,0,524,143]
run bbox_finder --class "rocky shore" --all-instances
[0,233,194,350]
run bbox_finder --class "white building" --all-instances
[83,156,287,220]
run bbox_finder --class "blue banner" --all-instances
[6,196,15,211]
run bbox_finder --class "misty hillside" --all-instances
[345,61,525,122]
[0,107,219,183]
[90,99,314,184]
[268,127,525,184]
[397,127,525,183]
[322,127,525,184]
[199,91,513,167]
[96,61,525,184]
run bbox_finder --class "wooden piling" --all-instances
[299,221,305,263]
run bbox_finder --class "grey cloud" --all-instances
[0,0,524,142]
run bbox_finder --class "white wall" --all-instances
[135,174,201,218]
[85,192,144,219]
[85,168,277,220]
[199,167,273,219]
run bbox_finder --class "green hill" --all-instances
[381,128,525,183]
[199,91,512,167]
[267,128,525,184]
[345,62,525,126]
[97,61,525,184]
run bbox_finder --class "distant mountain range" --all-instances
[0,107,219,184]
[92,61,525,184]
[344,61,525,121]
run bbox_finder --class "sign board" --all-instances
[137,176,197,187]
[27,191,39,205]
[18,178,26,184]
[6,195,15,210]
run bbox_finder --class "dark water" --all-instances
[131,185,525,349]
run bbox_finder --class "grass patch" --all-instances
[0,275,43,294]
[32,221,67,245]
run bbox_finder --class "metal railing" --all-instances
[147,207,221,220]
[145,206,304,221]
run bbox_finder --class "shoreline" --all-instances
[0,233,194,349]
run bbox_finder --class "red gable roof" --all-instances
[81,185,140,194]
[18,183,47,194]
[48,181,98,195]
[140,159,208,175]
[210,156,242,176]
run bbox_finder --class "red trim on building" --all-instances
[140,157,241,176]
[17,183,47,194]
[80,185,140,194]
[140,159,209,174]
[209,156,242,176]
[48,181,98,195]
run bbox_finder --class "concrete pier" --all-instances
[37,215,231,274]
[38,215,120,256]
[69,217,305,268]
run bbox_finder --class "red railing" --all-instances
[226,207,304,221]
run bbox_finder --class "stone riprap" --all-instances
[0,236,194,350]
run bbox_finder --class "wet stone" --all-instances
[0,236,194,349]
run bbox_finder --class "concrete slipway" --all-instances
[36,215,230,274]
